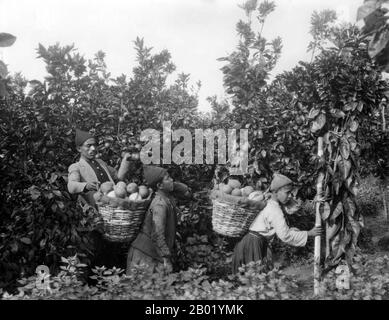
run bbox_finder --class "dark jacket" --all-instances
[130,191,178,263]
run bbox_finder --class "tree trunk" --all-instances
[314,137,324,296]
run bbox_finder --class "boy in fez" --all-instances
[232,174,322,273]
[67,129,136,272]
[127,166,191,275]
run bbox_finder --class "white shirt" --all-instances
[249,199,308,247]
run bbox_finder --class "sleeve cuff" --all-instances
[82,183,88,192]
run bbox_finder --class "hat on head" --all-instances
[143,165,168,188]
[270,173,293,191]
[75,129,94,147]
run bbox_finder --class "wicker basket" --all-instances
[211,190,265,238]
[97,194,152,243]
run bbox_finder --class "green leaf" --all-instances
[0,33,17,47]
[357,0,380,21]
[0,79,6,97]
[348,136,357,151]
[20,237,32,245]
[51,203,57,212]
[308,108,320,119]
[311,113,326,133]
[350,120,359,132]
[368,28,389,59]
[0,61,7,78]
[340,159,352,180]
[327,222,341,240]
[10,242,18,253]
[346,175,354,188]
[332,201,343,217]
[334,180,340,195]
[49,173,58,184]
[344,197,356,218]
[340,138,350,160]
[40,239,46,248]
[28,186,41,200]
[57,201,65,210]
[330,109,345,119]
[343,102,356,111]
[61,257,69,263]
[52,190,62,197]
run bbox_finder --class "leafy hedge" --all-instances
[2,253,388,300]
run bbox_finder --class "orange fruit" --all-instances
[242,186,254,197]
[138,185,149,198]
[129,192,142,202]
[248,191,264,201]
[116,181,127,189]
[228,179,241,189]
[231,188,242,196]
[107,190,116,198]
[126,182,138,194]
[114,186,127,199]
[220,184,233,194]
[93,191,102,202]
[100,181,114,195]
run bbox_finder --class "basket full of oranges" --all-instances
[93,181,153,242]
[210,177,269,238]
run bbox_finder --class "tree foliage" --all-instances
[357,0,389,71]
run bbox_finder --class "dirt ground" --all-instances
[279,208,389,296]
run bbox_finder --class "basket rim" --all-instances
[212,198,258,215]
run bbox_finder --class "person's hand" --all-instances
[308,226,323,237]
[122,152,132,161]
[313,194,326,204]
[84,182,99,192]
[163,258,173,273]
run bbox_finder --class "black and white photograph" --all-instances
[0,0,388,307]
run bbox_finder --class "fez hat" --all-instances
[143,165,168,188]
[75,129,94,147]
[270,174,293,191]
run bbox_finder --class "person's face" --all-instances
[276,185,293,204]
[157,173,174,193]
[77,138,97,160]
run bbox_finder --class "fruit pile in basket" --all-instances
[212,177,268,207]
[93,181,152,209]
[210,175,269,237]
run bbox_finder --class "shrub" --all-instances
[356,175,384,217]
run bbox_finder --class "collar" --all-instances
[80,156,99,166]
[155,190,175,207]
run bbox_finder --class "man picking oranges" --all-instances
[67,129,137,274]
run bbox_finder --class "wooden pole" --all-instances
[314,137,325,296]
[382,185,388,222]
